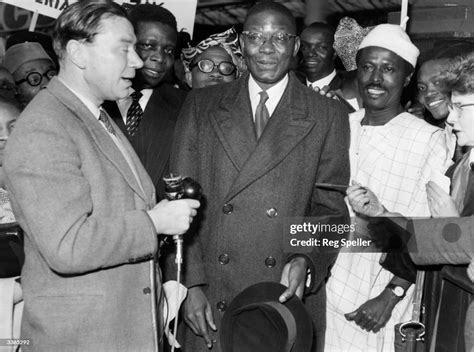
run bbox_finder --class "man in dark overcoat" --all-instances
[170,2,350,351]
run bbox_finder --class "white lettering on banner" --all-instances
[1,0,197,36]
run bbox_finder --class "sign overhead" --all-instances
[0,0,197,36]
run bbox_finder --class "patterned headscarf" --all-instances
[333,17,372,71]
[181,27,246,77]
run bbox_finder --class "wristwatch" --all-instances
[386,283,406,299]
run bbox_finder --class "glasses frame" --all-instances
[191,59,236,76]
[15,68,58,87]
[241,31,298,46]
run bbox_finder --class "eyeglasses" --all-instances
[241,31,298,46]
[16,69,58,87]
[448,102,474,112]
[191,59,236,76]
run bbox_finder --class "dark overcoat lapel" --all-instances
[209,74,317,201]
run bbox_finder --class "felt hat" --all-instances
[220,282,313,352]
[4,42,54,75]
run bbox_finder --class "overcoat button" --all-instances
[218,253,230,265]
[222,203,233,214]
[217,300,227,312]
[266,208,278,218]
[143,287,151,294]
[265,256,276,268]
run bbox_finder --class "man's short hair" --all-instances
[244,1,296,33]
[303,22,335,36]
[53,2,129,61]
[128,4,177,34]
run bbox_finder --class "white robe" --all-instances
[325,110,452,352]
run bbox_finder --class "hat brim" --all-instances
[220,282,313,352]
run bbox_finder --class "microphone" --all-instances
[162,173,202,263]
[163,173,202,351]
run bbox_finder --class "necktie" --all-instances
[255,90,269,139]
[126,90,143,136]
[99,109,116,136]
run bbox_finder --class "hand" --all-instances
[313,85,339,100]
[183,286,217,349]
[344,289,399,333]
[426,181,460,217]
[347,184,385,217]
[147,198,200,235]
[279,257,307,303]
[404,100,425,119]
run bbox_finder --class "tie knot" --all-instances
[99,109,116,136]
[131,90,142,102]
[259,90,268,104]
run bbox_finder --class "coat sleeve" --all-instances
[3,112,158,275]
[164,92,207,288]
[408,217,473,266]
[304,101,351,292]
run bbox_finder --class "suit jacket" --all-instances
[4,78,161,352]
[169,72,350,351]
[104,84,187,200]
[295,69,344,91]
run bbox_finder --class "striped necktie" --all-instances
[126,90,143,136]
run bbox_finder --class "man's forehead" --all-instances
[302,27,333,39]
[244,11,294,32]
[359,46,404,63]
[96,15,135,41]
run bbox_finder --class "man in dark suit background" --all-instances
[104,4,186,200]
[170,2,350,351]
[297,22,343,91]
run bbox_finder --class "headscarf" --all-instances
[181,27,246,77]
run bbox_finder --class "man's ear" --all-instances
[404,72,414,87]
[293,36,300,57]
[66,40,86,69]
[185,71,193,88]
[239,35,246,56]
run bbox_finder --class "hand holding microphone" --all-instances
[146,173,201,236]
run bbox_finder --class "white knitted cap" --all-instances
[358,24,420,68]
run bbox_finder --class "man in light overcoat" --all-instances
[3,3,199,351]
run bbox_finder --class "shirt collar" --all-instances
[307,69,337,89]
[248,74,289,117]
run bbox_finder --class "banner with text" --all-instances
[0,0,197,36]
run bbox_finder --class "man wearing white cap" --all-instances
[324,24,452,351]
[3,42,57,107]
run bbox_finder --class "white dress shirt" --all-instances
[306,69,337,90]
[117,88,153,124]
[248,74,289,121]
